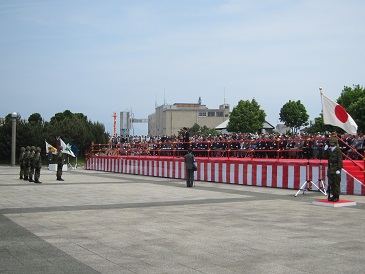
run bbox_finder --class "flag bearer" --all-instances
[56,146,64,181]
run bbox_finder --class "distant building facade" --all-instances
[148,102,230,136]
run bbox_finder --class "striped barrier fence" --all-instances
[86,156,365,195]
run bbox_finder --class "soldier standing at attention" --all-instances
[28,146,36,182]
[56,146,64,181]
[34,147,42,184]
[23,146,30,181]
[19,147,25,179]
[324,133,343,202]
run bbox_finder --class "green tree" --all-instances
[87,121,109,146]
[0,114,30,162]
[0,110,110,163]
[188,123,201,136]
[45,110,109,156]
[200,125,219,136]
[0,114,15,161]
[28,113,43,124]
[337,84,364,108]
[186,124,219,136]
[226,99,266,133]
[279,100,309,133]
[27,113,45,149]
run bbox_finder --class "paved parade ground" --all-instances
[1,165,365,274]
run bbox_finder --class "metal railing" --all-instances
[86,136,365,185]
[87,137,337,160]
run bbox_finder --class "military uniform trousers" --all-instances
[57,164,63,179]
[20,164,25,179]
[35,167,41,182]
[328,173,341,196]
[24,162,29,180]
[29,165,35,181]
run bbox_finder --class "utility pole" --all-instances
[113,112,117,136]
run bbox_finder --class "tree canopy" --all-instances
[185,123,219,137]
[279,100,309,133]
[226,99,266,133]
[0,110,109,162]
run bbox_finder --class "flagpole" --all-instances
[319,87,327,133]
[319,87,323,114]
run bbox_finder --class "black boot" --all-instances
[20,176,23,179]
[29,177,34,182]
[57,177,64,181]
[328,196,334,201]
[333,195,339,202]
[34,180,42,184]
[24,176,28,181]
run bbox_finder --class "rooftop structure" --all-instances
[148,101,230,136]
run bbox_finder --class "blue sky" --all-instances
[1,0,364,136]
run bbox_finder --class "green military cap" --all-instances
[31,146,36,151]
[37,147,41,152]
[26,146,30,150]
[21,147,25,152]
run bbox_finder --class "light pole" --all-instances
[130,111,135,136]
[11,112,17,166]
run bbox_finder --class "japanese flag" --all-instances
[321,92,357,135]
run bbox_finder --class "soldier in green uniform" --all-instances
[56,146,64,181]
[23,146,31,181]
[34,147,42,184]
[19,147,26,179]
[28,146,36,182]
[324,134,342,202]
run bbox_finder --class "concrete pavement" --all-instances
[1,165,365,274]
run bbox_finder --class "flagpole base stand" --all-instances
[295,179,327,197]
[312,199,356,207]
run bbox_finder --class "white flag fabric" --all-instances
[45,141,57,155]
[59,138,76,157]
[321,92,358,135]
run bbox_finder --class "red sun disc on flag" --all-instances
[334,105,348,123]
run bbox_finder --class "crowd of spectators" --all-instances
[91,132,364,160]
